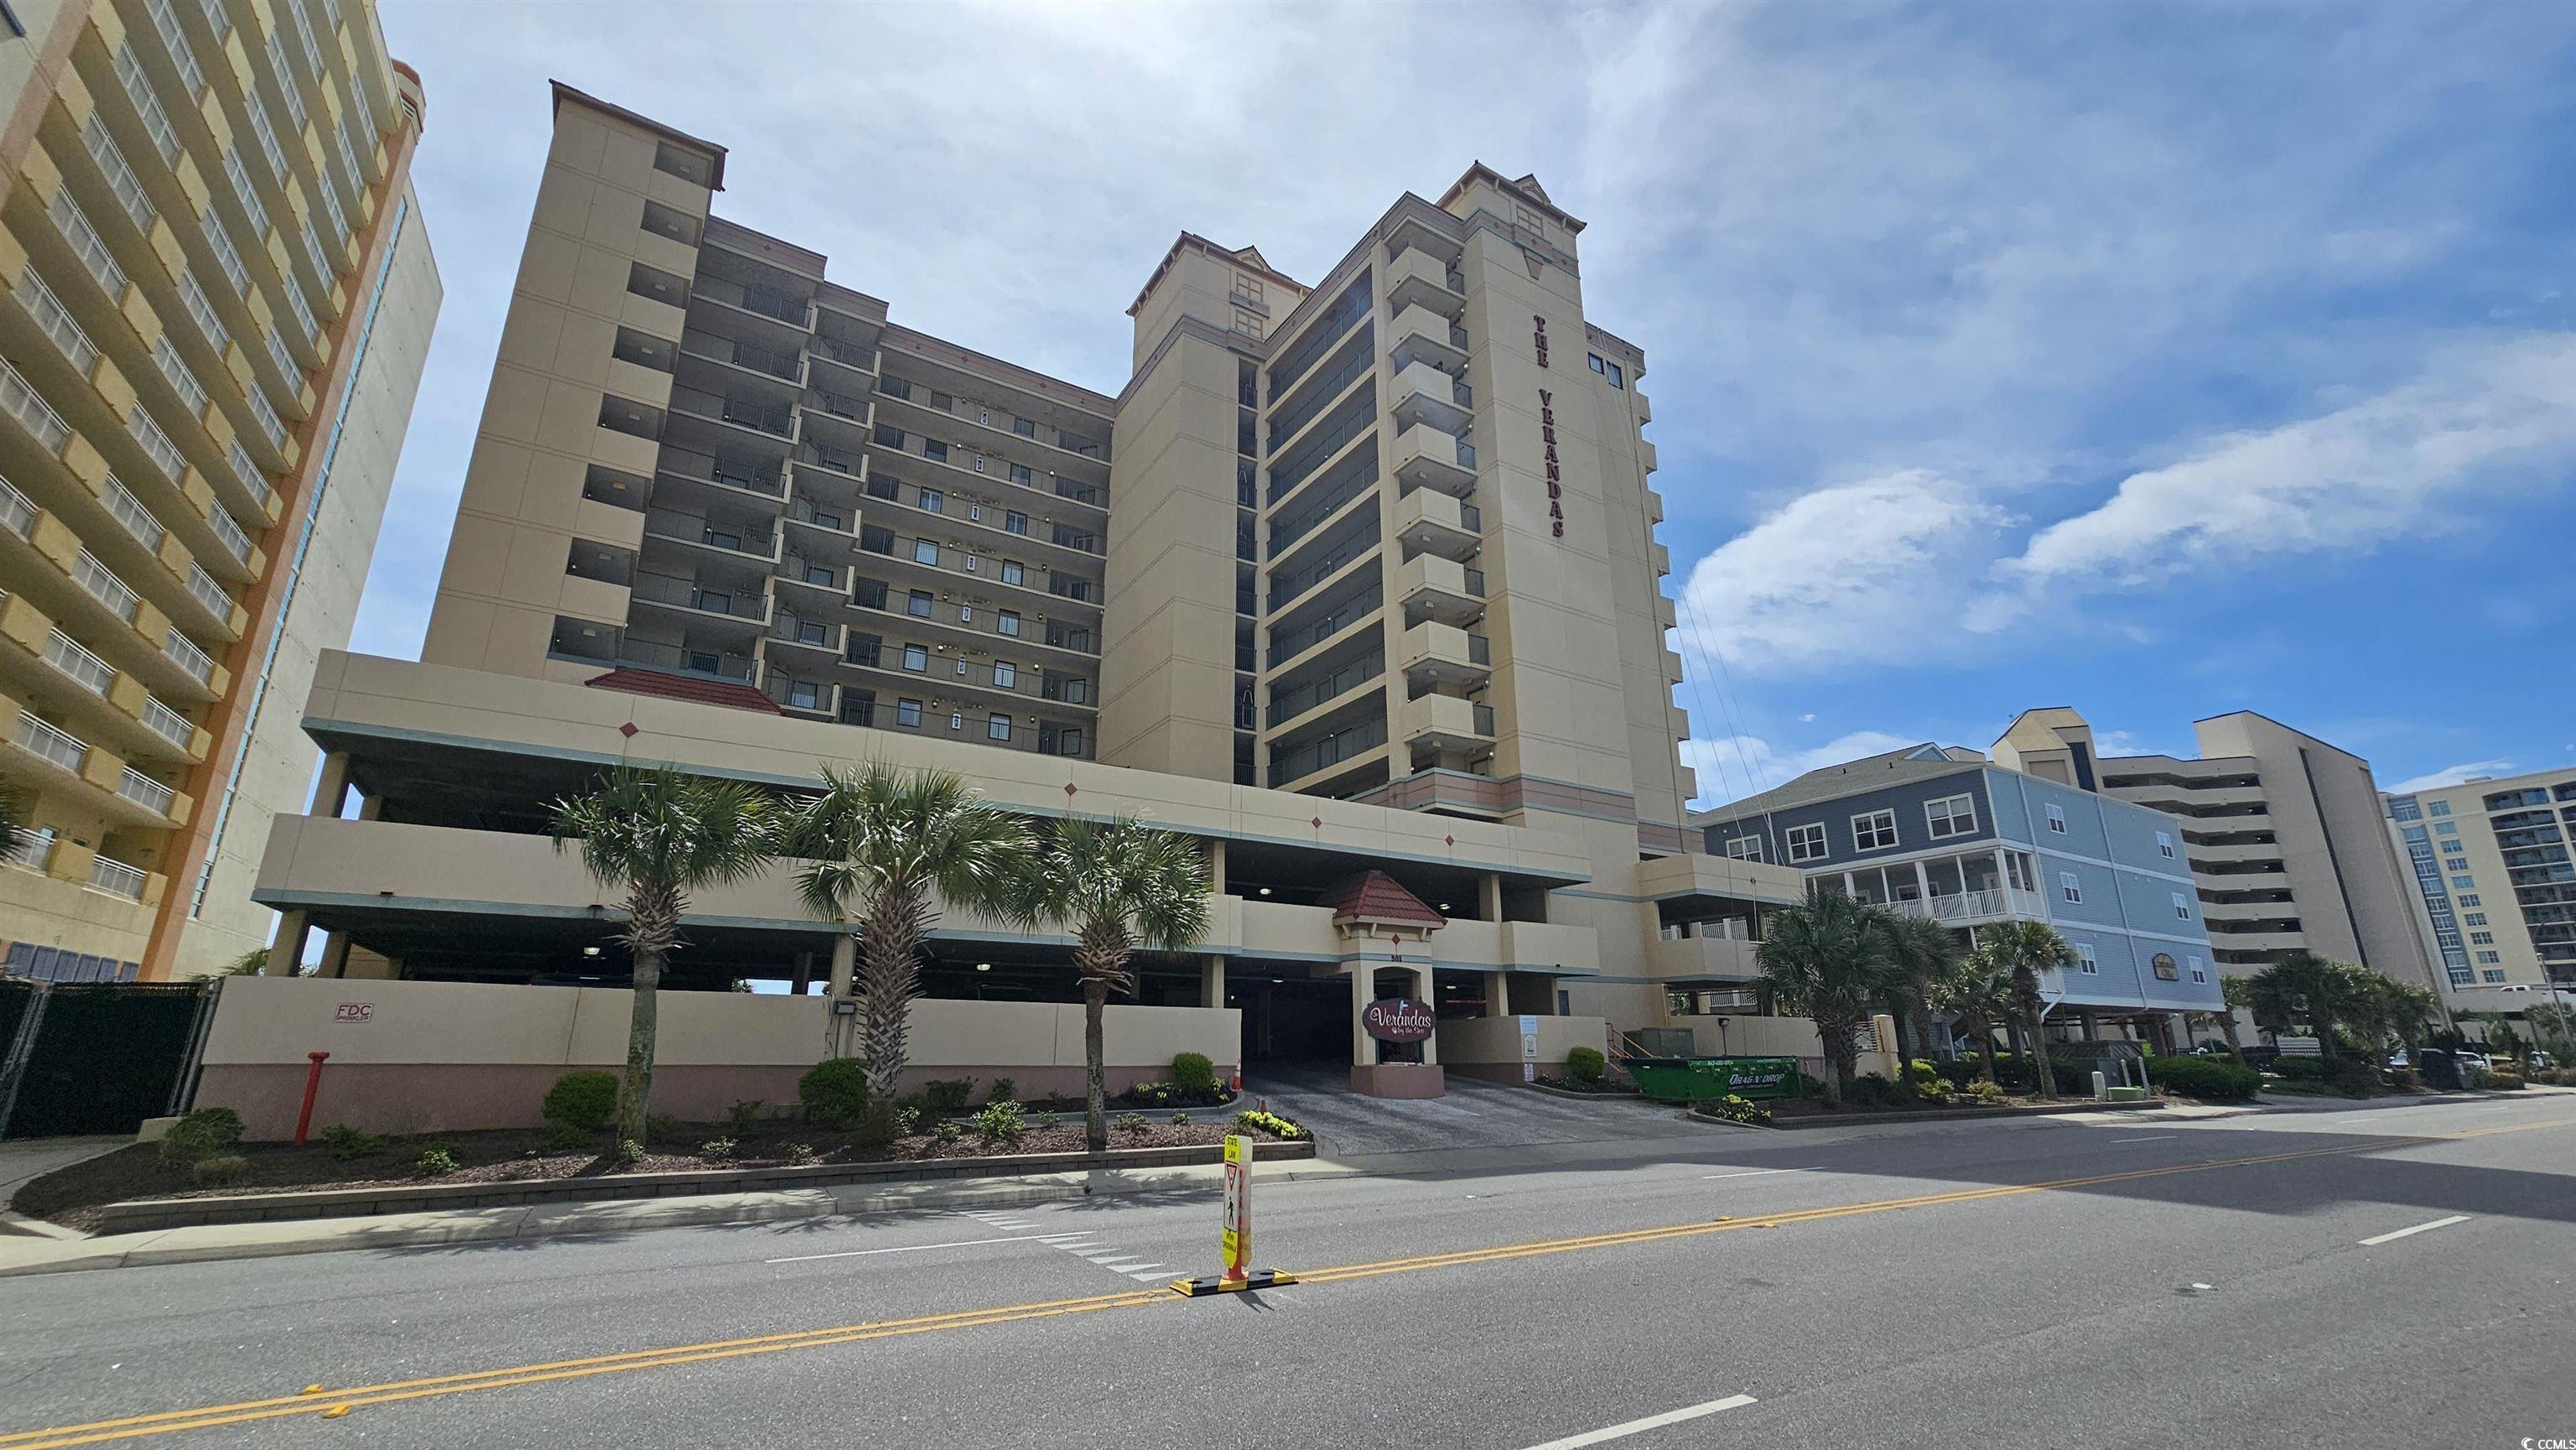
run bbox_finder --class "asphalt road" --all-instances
[2,1093,2571,1449]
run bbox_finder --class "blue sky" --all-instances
[356,0,2576,804]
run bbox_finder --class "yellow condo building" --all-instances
[0,0,439,981]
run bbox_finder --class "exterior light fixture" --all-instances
[583,946,602,958]
[974,962,992,972]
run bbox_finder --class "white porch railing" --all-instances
[87,855,148,900]
[1887,886,2049,925]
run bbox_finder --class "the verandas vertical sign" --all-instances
[1221,1134,1251,1279]
[1534,312,1565,538]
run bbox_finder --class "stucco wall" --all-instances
[195,977,1239,1138]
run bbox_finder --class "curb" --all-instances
[0,1155,1361,1279]
[85,1140,1317,1236]
[1699,1098,2171,1131]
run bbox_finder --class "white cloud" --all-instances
[1677,470,2017,674]
[2000,335,2576,593]
[1684,730,1924,808]
[2388,760,2520,793]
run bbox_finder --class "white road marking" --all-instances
[2359,1214,2471,1246]
[1519,1394,1760,1449]
[766,1233,1083,1265]
[2112,1135,2179,1142]
[1700,1167,1808,1181]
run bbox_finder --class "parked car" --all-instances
[2529,1052,2555,1072]
[2454,1051,2495,1071]
[2387,1049,2408,1069]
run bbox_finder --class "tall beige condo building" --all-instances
[2383,764,2576,998]
[0,0,439,980]
[1997,709,2440,994]
[336,84,1796,1095]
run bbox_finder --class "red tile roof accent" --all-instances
[1317,870,1447,930]
[583,668,782,715]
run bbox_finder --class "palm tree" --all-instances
[552,766,777,1143]
[2215,974,2254,1057]
[787,763,1031,1104]
[1880,912,1963,1073]
[2246,950,2355,1064]
[1015,817,1211,1151]
[1755,886,1897,1104]
[1971,921,2078,1101]
[1931,955,2015,1084]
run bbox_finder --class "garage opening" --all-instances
[1228,973,1352,1064]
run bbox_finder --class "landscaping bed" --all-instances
[13,1113,1301,1234]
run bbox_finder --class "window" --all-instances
[1005,511,1028,535]
[1588,353,1607,375]
[2155,830,2174,859]
[1606,361,1624,388]
[2075,943,2100,974]
[906,590,934,618]
[874,424,906,449]
[2172,891,2191,920]
[1722,835,1763,861]
[795,620,828,646]
[2434,821,2458,835]
[2452,875,2475,891]
[2428,801,2452,817]
[2464,912,2488,927]
[2458,894,2482,907]
[998,610,1021,637]
[2478,959,2503,974]
[1058,728,1084,757]
[917,488,943,512]
[922,438,948,462]
[1925,794,1976,839]
[2059,871,2082,904]
[2044,803,2068,834]
[2150,952,2179,981]
[987,715,1013,742]
[1785,823,1828,863]
[929,391,953,412]
[1000,560,1025,586]
[992,661,1017,689]
[787,680,823,710]
[2470,931,2495,946]
[912,539,938,565]
[1010,463,1031,486]
[2389,798,2423,822]
[901,644,927,672]
[2189,957,2207,984]
[895,699,922,728]
[1852,809,1898,852]
[1013,417,1036,439]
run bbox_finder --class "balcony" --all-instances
[86,854,148,901]
[1645,933,1763,981]
[2185,839,2283,868]
[115,763,179,819]
[1400,692,1493,753]
[1385,247,1467,319]
[766,616,843,657]
[1399,621,1491,689]
[1397,553,1485,626]
[1394,487,1481,561]
[1391,423,1477,496]
[679,330,802,386]
[1883,886,2052,928]
[1269,715,1388,791]
[1389,360,1473,436]
[667,384,797,442]
[615,637,756,683]
[641,506,782,565]
[1387,304,1469,374]
[693,275,811,331]
[627,571,771,629]
[12,710,89,775]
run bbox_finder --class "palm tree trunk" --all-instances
[1975,1016,1998,1084]
[2220,1011,2243,1057]
[1082,979,1109,1154]
[617,884,678,1144]
[858,881,930,1103]
[2027,1003,2056,1099]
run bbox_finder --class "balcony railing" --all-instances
[1,824,54,871]
[0,476,34,538]
[208,506,254,565]
[630,571,770,621]
[615,637,756,682]
[672,384,795,438]
[44,629,115,695]
[185,564,232,621]
[644,506,776,559]
[18,268,100,375]
[13,713,88,773]
[1884,887,2049,926]
[141,695,194,747]
[86,855,148,900]
[163,628,215,687]
[73,552,141,623]
[0,358,72,452]
[1269,716,1388,788]
[117,765,175,815]
[1268,650,1382,727]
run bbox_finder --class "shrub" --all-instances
[158,1107,244,1166]
[726,1099,764,1135]
[972,1100,1026,1141]
[1171,1053,1218,1098]
[1846,1073,1906,1109]
[2272,1056,2327,1081]
[413,1144,458,1177]
[613,1138,646,1167]
[799,1057,872,1130]
[1030,1110,1060,1130]
[541,1071,619,1136]
[537,1120,591,1152]
[1960,1079,2007,1107]
[317,1124,382,1161]
[2325,1058,2381,1097]
[850,1101,916,1148]
[1233,1109,1308,1141]
[2387,1067,2421,1091]
[2146,1056,2261,1103]
[984,1077,1015,1105]
[1699,1094,1774,1127]
[1914,1076,1954,1104]
[2475,1068,2526,1091]
[1115,1111,1147,1134]
[1171,1110,1191,1126]
[699,1137,737,1163]
[1565,1047,1607,1085]
[922,1078,974,1114]
[930,1120,963,1145]
[1907,1059,1947,1094]
[191,1154,249,1187]
[782,1142,818,1166]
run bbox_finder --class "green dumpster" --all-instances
[1623,1056,1804,1103]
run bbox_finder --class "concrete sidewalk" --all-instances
[0,1156,1363,1279]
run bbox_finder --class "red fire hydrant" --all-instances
[292,1051,330,1147]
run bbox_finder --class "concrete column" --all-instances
[1994,846,2012,900]
[1913,859,1933,904]
[828,933,856,997]
[2080,1011,2099,1041]
[1201,954,1226,1008]
[319,932,353,978]
[1479,872,1503,921]
[1349,964,1374,1066]
[1206,838,1227,893]
[309,751,351,818]
[2171,1012,2193,1053]
[790,951,813,996]
[264,910,311,976]
[1841,871,1857,901]
[1418,976,1439,1067]
[1485,970,1510,1019]
[357,794,382,822]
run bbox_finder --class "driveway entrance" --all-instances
[1242,1064,1717,1158]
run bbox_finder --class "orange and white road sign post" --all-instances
[1171,1135,1296,1297]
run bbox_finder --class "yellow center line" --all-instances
[8,1114,2568,1449]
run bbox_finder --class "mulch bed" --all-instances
[14,1115,1285,1233]
[1767,1095,2048,1120]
